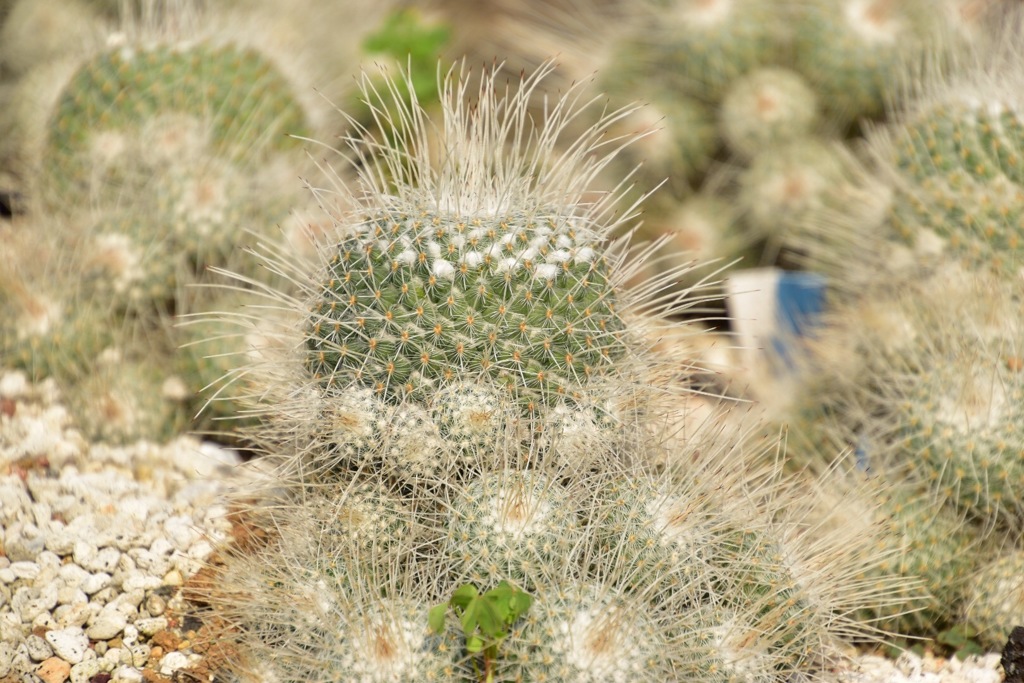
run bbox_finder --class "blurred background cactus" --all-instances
[3,0,1024,677]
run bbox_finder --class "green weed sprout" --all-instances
[429,580,533,683]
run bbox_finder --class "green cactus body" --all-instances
[79,211,182,308]
[46,40,306,189]
[67,354,189,444]
[320,482,417,565]
[896,342,1024,529]
[965,550,1024,649]
[793,0,938,123]
[600,85,717,193]
[590,476,720,593]
[175,296,274,437]
[331,598,459,683]
[651,0,785,104]
[379,402,447,486]
[501,585,667,683]
[429,381,517,459]
[719,67,819,161]
[866,486,983,634]
[737,139,848,240]
[306,210,626,412]
[442,470,581,592]
[887,101,1024,272]
[309,387,391,473]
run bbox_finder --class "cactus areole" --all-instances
[306,208,626,411]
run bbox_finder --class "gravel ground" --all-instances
[0,370,1009,683]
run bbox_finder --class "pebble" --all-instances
[0,642,13,676]
[10,560,41,581]
[135,617,168,637]
[45,627,90,664]
[87,608,128,640]
[25,633,54,661]
[36,656,71,683]
[81,572,112,595]
[143,593,166,616]
[158,651,189,676]
[69,658,105,683]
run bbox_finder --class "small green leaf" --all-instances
[466,635,485,654]
[451,583,479,610]
[428,603,448,634]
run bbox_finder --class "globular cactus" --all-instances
[230,60,689,470]
[791,0,948,125]
[193,62,913,683]
[642,0,788,104]
[965,549,1024,649]
[881,91,1024,275]
[719,67,820,161]
[737,138,853,254]
[42,39,307,202]
[0,224,119,382]
[440,469,582,592]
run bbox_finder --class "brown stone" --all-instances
[150,629,181,652]
[36,657,71,683]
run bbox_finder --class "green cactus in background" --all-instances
[66,351,190,444]
[965,549,1024,649]
[719,67,820,161]
[646,0,787,104]
[45,40,307,191]
[0,224,120,382]
[792,0,943,125]
[886,98,1024,273]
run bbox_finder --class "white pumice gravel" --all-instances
[0,370,1010,682]
[1,372,244,682]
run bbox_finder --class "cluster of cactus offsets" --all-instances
[193,64,910,683]
[446,0,992,297]
[766,23,1024,648]
[0,0,394,444]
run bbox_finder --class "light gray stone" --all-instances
[80,572,111,596]
[45,626,90,664]
[158,651,189,676]
[87,547,121,574]
[87,607,128,640]
[57,585,87,606]
[71,540,97,568]
[111,665,143,683]
[54,601,91,629]
[10,561,41,581]
[143,593,166,617]
[0,642,13,677]
[69,658,104,683]
[24,634,53,662]
[134,617,167,637]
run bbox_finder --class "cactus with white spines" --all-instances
[965,549,1024,649]
[719,67,820,161]
[644,0,788,105]
[791,0,945,125]
[185,63,912,683]
[440,469,582,592]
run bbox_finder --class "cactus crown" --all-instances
[298,63,665,413]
